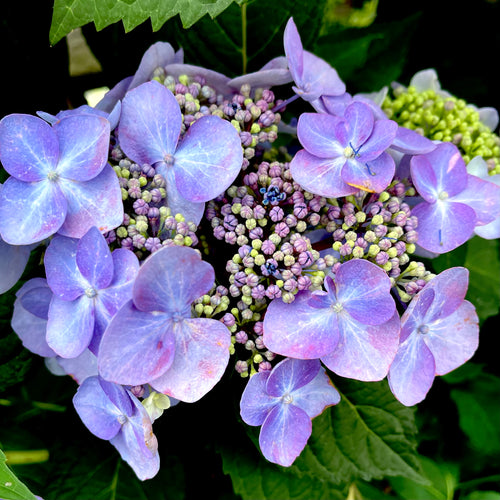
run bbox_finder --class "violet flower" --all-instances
[290,101,398,197]
[98,245,231,403]
[283,17,345,106]
[0,113,123,245]
[388,267,479,406]
[240,357,340,466]
[263,259,400,381]
[410,142,500,253]
[73,375,160,480]
[44,226,139,358]
[117,80,243,225]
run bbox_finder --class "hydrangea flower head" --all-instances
[263,258,400,381]
[290,101,398,197]
[388,267,479,406]
[98,245,231,403]
[410,142,500,253]
[44,226,139,358]
[73,375,160,480]
[0,113,123,245]
[117,80,243,224]
[240,357,340,466]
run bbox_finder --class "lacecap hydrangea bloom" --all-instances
[1,15,498,480]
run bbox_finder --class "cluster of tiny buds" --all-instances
[383,86,500,174]
[150,69,281,165]
[104,153,198,260]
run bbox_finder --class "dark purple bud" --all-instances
[213,226,226,240]
[293,203,308,219]
[132,234,146,248]
[251,284,266,300]
[375,251,389,265]
[290,262,302,276]
[253,205,266,220]
[262,89,275,103]
[328,206,341,220]
[405,230,418,244]
[259,110,275,127]
[333,228,345,241]
[239,245,252,258]
[249,227,264,239]
[374,225,388,238]
[265,284,281,299]
[297,275,312,290]
[275,222,290,237]
[133,199,149,215]
[145,237,162,253]
[235,331,248,343]
[246,273,260,287]
[270,206,284,222]
[262,239,276,255]
[298,251,314,266]
[339,243,353,256]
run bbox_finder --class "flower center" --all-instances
[47,170,59,181]
[117,414,127,425]
[85,287,97,298]
[164,153,175,166]
[332,302,344,313]
[418,324,430,334]
[438,191,449,201]
[343,146,355,158]
[282,393,293,404]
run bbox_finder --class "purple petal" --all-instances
[118,81,181,165]
[150,317,231,403]
[173,115,243,203]
[453,173,500,226]
[73,375,123,440]
[400,286,435,343]
[128,41,176,90]
[228,56,292,90]
[263,291,340,359]
[110,394,160,480]
[157,165,206,225]
[0,177,67,245]
[297,113,344,158]
[291,367,341,418]
[409,154,438,202]
[57,163,123,238]
[76,227,113,290]
[0,114,58,180]
[387,333,436,406]
[412,143,468,197]
[344,102,374,148]
[299,51,346,101]
[54,115,110,181]
[265,358,321,397]
[390,127,437,155]
[290,149,357,198]
[99,377,134,416]
[336,259,395,325]
[422,300,479,375]
[411,200,476,253]
[133,246,214,314]
[19,283,53,319]
[11,279,55,358]
[358,119,398,161]
[422,267,469,321]
[320,93,353,116]
[284,17,304,85]
[46,295,95,358]
[57,349,98,384]
[342,151,395,194]
[95,76,133,113]
[240,370,275,426]
[259,403,311,466]
[97,301,175,386]
[44,235,86,300]
[0,237,32,293]
[322,311,400,381]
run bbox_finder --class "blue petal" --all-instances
[0,176,67,245]
[265,358,320,397]
[240,371,276,426]
[98,300,176,386]
[173,115,243,203]
[0,237,33,293]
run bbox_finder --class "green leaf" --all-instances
[449,373,500,456]
[389,456,459,500]
[290,377,428,487]
[463,492,500,500]
[156,0,327,77]
[0,449,38,500]
[314,13,421,92]
[219,439,346,500]
[49,0,237,46]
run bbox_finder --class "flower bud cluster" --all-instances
[383,86,500,174]
[104,154,198,259]
[322,185,432,301]
[151,70,281,164]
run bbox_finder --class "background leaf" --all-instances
[0,449,38,500]
[49,0,237,45]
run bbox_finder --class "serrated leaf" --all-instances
[290,378,428,487]
[0,449,38,500]
[49,0,236,45]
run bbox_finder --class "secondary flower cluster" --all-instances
[1,17,499,477]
